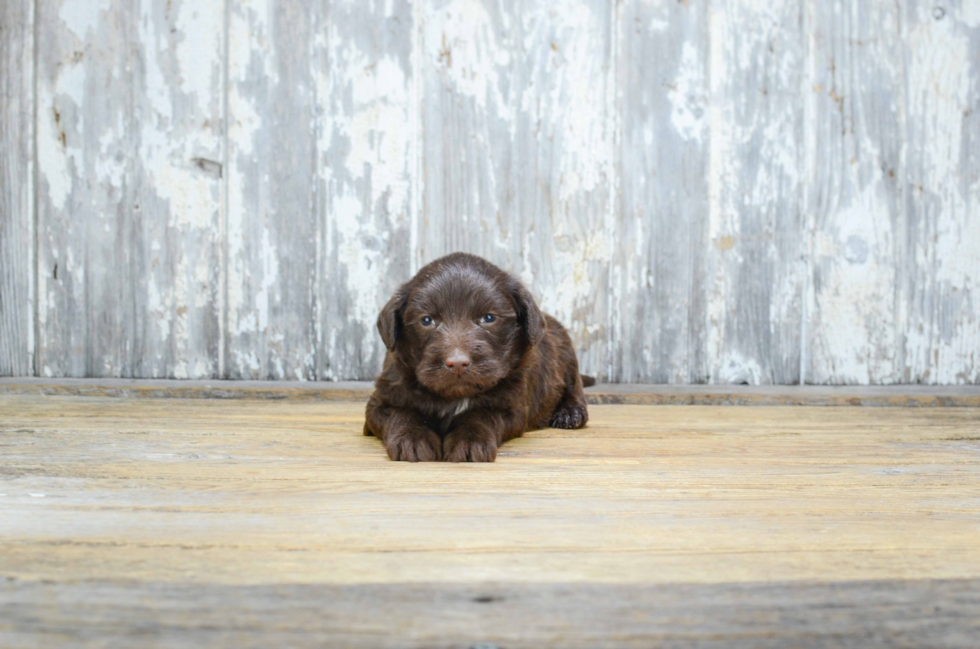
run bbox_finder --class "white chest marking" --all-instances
[441,398,471,419]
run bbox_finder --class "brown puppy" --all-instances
[364,253,592,462]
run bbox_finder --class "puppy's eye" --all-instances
[481,314,496,324]
[420,316,434,326]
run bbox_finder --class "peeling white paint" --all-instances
[716,352,765,385]
[58,0,111,39]
[961,3,980,28]
[316,0,416,380]
[705,1,739,382]
[254,227,278,334]
[37,63,85,212]
[902,6,979,384]
[174,1,220,100]
[814,186,899,383]
[424,0,510,117]
[16,0,979,385]
[669,41,705,142]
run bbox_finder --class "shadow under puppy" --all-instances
[364,253,593,462]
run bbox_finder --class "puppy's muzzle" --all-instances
[445,350,471,377]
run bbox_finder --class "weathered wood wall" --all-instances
[1,0,978,384]
[0,0,35,376]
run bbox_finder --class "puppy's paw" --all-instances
[384,427,442,462]
[443,431,498,463]
[550,403,588,429]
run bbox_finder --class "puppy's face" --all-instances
[378,256,544,400]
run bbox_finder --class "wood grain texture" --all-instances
[0,0,34,376]
[1,396,979,585]
[35,0,135,377]
[315,0,415,381]
[129,0,225,378]
[705,0,806,385]
[226,0,318,380]
[6,0,980,384]
[805,0,908,384]
[419,0,614,379]
[3,377,980,406]
[612,0,708,383]
[902,1,980,384]
[1,395,979,645]
[4,578,979,648]
[612,0,806,385]
[34,0,224,379]
[807,0,980,385]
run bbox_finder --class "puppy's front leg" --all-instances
[443,410,521,463]
[365,399,441,462]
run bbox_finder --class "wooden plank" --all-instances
[128,0,225,378]
[614,0,806,385]
[3,578,979,648]
[805,0,907,384]
[0,0,34,376]
[1,396,978,586]
[226,0,318,379]
[3,378,980,406]
[35,0,134,377]
[315,0,415,380]
[34,0,224,378]
[611,0,708,383]
[704,0,806,384]
[419,0,614,378]
[902,1,980,384]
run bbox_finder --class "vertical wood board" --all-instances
[704,0,806,385]
[805,0,908,384]
[36,0,139,377]
[0,0,35,376]
[613,0,709,383]
[131,0,225,378]
[316,0,416,381]
[226,0,318,379]
[902,0,980,384]
[35,0,223,378]
[419,0,614,379]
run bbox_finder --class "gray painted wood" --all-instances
[806,0,980,385]
[613,0,805,385]
[0,0,34,376]
[613,0,708,383]
[4,0,979,383]
[902,0,980,384]
[34,0,223,378]
[226,0,319,379]
[315,0,415,381]
[36,0,138,377]
[419,0,615,379]
[703,0,806,385]
[129,0,225,379]
[805,0,909,384]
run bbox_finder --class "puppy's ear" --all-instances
[509,281,545,347]
[377,285,409,351]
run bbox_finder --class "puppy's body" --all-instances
[364,253,589,462]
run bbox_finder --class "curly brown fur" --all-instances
[363,253,590,462]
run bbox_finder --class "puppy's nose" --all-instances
[445,351,471,376]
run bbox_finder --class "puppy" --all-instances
[363,253,593,462]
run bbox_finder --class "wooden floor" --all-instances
[1,393,979,647]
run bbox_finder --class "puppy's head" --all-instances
[378,253,545,399]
